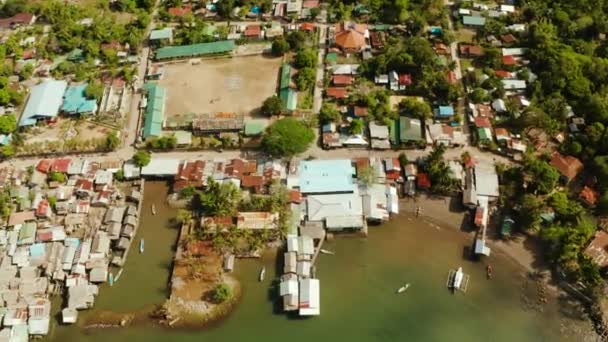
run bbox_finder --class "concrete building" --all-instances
[19,80,68,127]
[298,160,355,194]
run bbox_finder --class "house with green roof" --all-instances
[279,63,297,111]
[143,84,166,139]
[280,88,298,111]
[155,40,235,60]
[399,117,423,142]
[477,127,492,144]
[62,84,98,115]
[280,63,291,90]
[462,15,486,27]
[150,28,173,46]
[244,120,266,136]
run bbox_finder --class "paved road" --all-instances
[313,25,327,114]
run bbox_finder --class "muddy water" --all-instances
[50,186,594,341]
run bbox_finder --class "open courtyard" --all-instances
[158,55,283,117]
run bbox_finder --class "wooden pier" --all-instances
[446,269,470,293]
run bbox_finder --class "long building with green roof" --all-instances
[155,40,236,60]
[143,84,166,139]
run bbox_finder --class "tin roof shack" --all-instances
[104,206,125,225]
[174,160,204,192]
[140,158,181,177]
[68,284,98,309]
[236,212,279,230]
[28,298,51,336]
[299,278,320,316]
[585,231,608,267]
[8,210,35,227]
[284,251,297,274]
[62,308,78,324]
[90,232,111,259]
[280,273,299,311]
[474,162,499,202]
[192,113,244,135]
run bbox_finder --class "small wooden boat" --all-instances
[452,267,464,289]
[486,265,493,279]
[396,283,410,293]
[115,269,124,282]
[259,267,266,281]
[139,239,145,253]
[109,272,114,286]
[320,249,335,255]
[151,204,157,215]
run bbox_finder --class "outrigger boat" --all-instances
[396,283,410,293]
[452,267,464,290]
[320,249,335,255]
[259,267,266,281]
[151,204,157,215]
[139,239,145,253]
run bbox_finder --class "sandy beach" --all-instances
[400,194,546,274]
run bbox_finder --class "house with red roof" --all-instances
[289,190,303,204]
[300,22,316,32]
[495,70,512,78]
[36,199,52,219]
[0,13,36,30]
[174,160,205,192]
[398,74,412,90]
[36,160,52,174]
[550,152,584,183]
[580,186,599,207]
[474,117,492,129]
[353,106,368,117]
[241,175,266,194]
[459,44,484,57]
[326,87,348,99]
[50,159,72,174]
[168,5,192,17]
[243,25,262,39]
[502,55,517,66]
[417,173,431,189]
[332,75,354,86]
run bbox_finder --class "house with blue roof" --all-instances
[61,84,98,115]
[298,159,356,194]
[19,80,67,127]
[435,105,455,120]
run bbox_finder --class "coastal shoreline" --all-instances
[400,194,544,274]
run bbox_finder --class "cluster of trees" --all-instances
[169,16,229,45]
[0,73,24,107]
[133,150,151,167]
[293,48,317,92]
[261,95,284,116]
[146,136,177,150]
[360,36,461,103]
[421,145,460,193]
[261,118,314,157]
[497,157,602,287]
[211,283,232,303]
[326,0,445,28]
[215,0,272,18]
[104,131,121,151]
